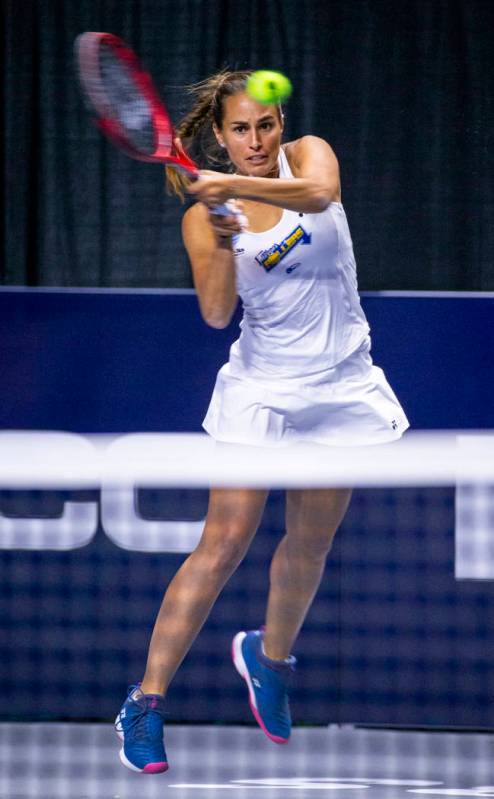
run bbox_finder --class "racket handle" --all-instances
[211,201,248,230]
[211,203,236,216]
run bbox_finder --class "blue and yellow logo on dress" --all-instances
[255,224,312,272]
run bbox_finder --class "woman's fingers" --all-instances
[186,171,233,205]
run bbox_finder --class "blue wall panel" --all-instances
[1,290,493,432]
[1,290,493,727]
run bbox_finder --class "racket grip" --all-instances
[212,203,234,216]
[211,201,248,230]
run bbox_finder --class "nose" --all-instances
[248,128,261,150]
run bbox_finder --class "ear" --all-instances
[212,123,226,149]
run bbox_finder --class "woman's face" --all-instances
[215,91,283,178]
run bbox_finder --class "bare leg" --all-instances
[140,487,268,696]
[263,488,352,660]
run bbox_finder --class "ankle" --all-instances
[139,681,166,698]
[261,640,291,664]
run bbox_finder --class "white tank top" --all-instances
[228,147,370,379]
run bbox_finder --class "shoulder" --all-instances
[182,200,208,229]
[283,136,339,174]
[182,201,212,243]
[181,200,217,260]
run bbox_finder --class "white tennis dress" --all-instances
[203,147,409,446]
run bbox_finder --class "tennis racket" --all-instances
[74,32,233,214]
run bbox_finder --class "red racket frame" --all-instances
[76,32,198,175]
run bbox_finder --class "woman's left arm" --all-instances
[187,136,341,214]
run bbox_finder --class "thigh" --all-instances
[285,488,352,551]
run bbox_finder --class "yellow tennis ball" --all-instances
[246,70,292,105]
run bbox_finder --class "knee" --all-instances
[196,524,252,577]
[285,528,337,565]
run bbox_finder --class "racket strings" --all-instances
[98,45,156,154]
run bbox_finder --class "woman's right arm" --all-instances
[182,203,240,329]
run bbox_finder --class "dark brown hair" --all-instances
[166,69,276,200]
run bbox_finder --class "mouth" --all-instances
[247,154,268,163]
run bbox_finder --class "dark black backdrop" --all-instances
[4,0,494,290]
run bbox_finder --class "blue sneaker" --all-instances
[115,685,168,773]
[231,629,296,744]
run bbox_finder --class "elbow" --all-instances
[310,189,334,213]
[205,314,233,330]
[201,301,235,329]
[304,178,340,212]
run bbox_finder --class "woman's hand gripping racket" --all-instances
[74,32,238,218]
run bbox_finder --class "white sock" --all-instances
[261,640,292,664]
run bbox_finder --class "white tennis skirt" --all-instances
[202,338,410,448]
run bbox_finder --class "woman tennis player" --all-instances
[115,70,409,773]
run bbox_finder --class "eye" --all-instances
[260,121,273,130]
[233,125,247,133]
